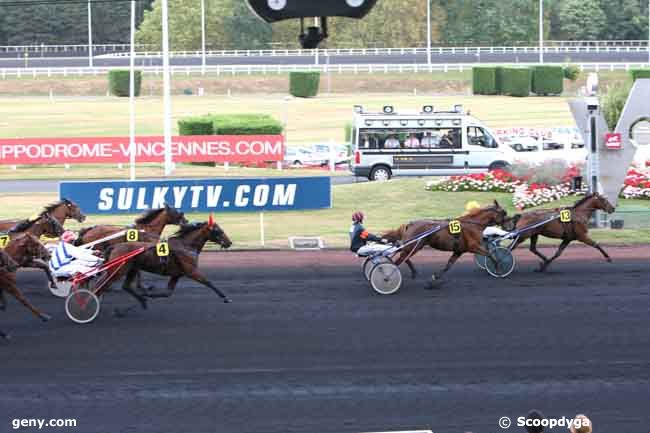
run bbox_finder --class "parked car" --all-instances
[542,140,564,150]
[311,143,350,165]
[284,147,327,167]
[507,136,539,152]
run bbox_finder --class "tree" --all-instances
[557,0,607,40]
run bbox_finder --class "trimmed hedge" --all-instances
[178,117,214,135]
[472,67,498,95]
[630,69,650,81]
[500,68,531,97]
[532,66,564,95]
[178,114,283,136]
[564,65,580,81]
[289,72,320,98]
[495,66,504,94]
[108,70,142,97]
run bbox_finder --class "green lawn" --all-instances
[2,179,648,249]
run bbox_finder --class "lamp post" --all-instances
[87,0,93,67]
[539,0,544,64]
[201,0,206,75]
[162,0,173,176]
[129,0,136,181]
[426,0,431,67]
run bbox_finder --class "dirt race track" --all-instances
[1,246,650,433]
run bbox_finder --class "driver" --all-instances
[49,231,103,278]
[349,211,390,254]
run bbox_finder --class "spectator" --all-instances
[404,133,420,148]
[420,131,437,148]
[570,414,592,433]
[384,135,400,149]
[525,409,545,433]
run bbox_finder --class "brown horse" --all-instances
[389,201,507,287]
[4,214,64,290]
[0,250,19,339]
[0,198,85,232]
[511,192,616,272]
[75,204,188,248]
[97,220,232,316]
[1,233,53,337]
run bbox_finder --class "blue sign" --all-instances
[60,177,331,214]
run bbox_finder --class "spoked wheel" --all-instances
[474,253,487,270]
[369,262,402,295]
[362,256,392,281]
[65,289,101,324]
[485,247,516,278]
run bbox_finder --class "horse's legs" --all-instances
[538,239,571,272]
[144,276,180,298]
[3,277,50,321]
[404,259,418,279]
[120,267,148,310]
[186,269,231,303]
[528,235,550,264]
[0,289,6,311]
[25,259,58,289]
[425,252,462,290]
[0,329,8,340]
[576,233,612,263]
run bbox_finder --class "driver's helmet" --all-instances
[465,201,481,214]
[61,231,77,243]
[352,211,365,223]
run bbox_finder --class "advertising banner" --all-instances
[0,135,284,165]
[59,177,331,214]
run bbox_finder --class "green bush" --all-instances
[289,72,320,98]
[601,81,632,130]
[108,70,142,97]
[532,66,564,95]
[495,66,504,94]
[472,67,498,95]
[212,114,283,134]
[563,65,581,81]
[500,68,532,97]
[630,69,650,81]
[178,117,214,135]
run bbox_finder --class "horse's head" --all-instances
[164,203,189,225]
[62,199,86,222]
[592,192,616,214]
[207,219,232,249]
[40,213,65,238]
[0,250,18,272]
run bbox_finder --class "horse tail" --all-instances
[74,226,95,246]
[382,224,409,242]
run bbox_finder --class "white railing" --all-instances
[1,62,648,79]
[0,44,149,54]
[96,44,650,59]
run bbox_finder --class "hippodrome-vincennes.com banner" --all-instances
[0,135,283,165]
[59,177,331,214]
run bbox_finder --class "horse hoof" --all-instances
[223,298,232,304]
[40,313,52,322]
[1,333,10,341]
[607,258,613,263]
[411,273,418,280]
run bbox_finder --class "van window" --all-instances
[358,128,461,150]
[467,126,497,148]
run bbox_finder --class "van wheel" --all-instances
[369,166,392,181]
[489,161,510,172]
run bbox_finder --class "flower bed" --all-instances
[621,168,650,200]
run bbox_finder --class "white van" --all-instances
[350,105,515,181]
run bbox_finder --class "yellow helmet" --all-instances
[464,201,481,214]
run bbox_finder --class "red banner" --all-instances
[0,135,284,165]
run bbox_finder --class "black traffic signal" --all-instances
[246,0,379,23]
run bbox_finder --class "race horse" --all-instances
[387,201,507,287]
[0,198,86,232]
[1,233,53,339]
[511,192,616,272]
[97,217,232,316]
[0,250,18,340]
[75,204,188,248]
[3,213,64,290]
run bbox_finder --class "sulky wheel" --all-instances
[362,256,392,281]
[485,247,516,278]
[65,289,101,324]
[369,262,402,295]
[474,253,487,270]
